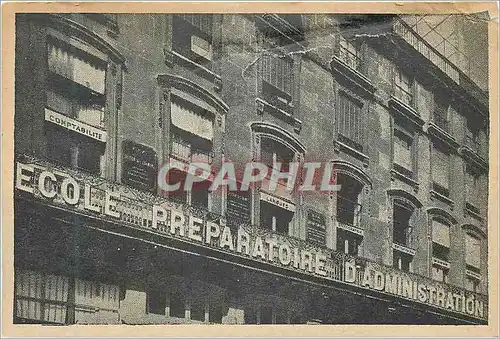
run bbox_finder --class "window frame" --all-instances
[44,34,111,176]
[392,124,416,179]
[393,67,414,107]
[336,90,364,153]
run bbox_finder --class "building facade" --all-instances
[13,13,489,325]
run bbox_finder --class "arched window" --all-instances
[431,217,451,282]
[388,190,422,273]
[427,208,457,282]
[250,123,305,235]
[462,225,485,293]
[333,161,372,256]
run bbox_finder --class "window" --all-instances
[465,119,480,153]
[337,92,363,152]
[172,15,214,67]
[465,232,481,291]
[45,37,107,174]
[169,293,186,318]
[15,270,69,324]
[260,200,293,235]
[465,166,481,212]
[336,228,361,256]
[393,250,412,272]
[393,127,414,177]
[433,96,450,132]
[431,218,450,282]
[170,95,214,164]
[339,35,360,70]
[393,201,413,247]
[261,137,295,172]
[147,287,166,315]
[465,233,481,269]
[431,144,450,197]
[260,54,294,113]
[465,267,481,293]
[336,173,362,227]
[394,68,413,106]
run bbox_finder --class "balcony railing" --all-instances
[392,17,488,105]
[339,45,361,71]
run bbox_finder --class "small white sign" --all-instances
[45,108,107,142]
[260,191,295,212]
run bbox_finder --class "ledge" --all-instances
[158,73,228,114]
[388,96,424,130]
[334,139,369,167]
[466,269,481,281]
[336,221,364,237]
[330,56,376,97]
[432,257,451,269]
[464,202,483,222]
[392,243,416,256]
[427,122,460,150]
[256,98,303,133]
[458,146,488,173]
[430,190,455,209]
[390,168,419,192]
[164,49,223,93]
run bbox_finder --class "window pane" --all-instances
[338,92,363,149]
[393,130,412,170]
[465,234,481,268]
[431,146,449,189]
[432,219,450,248]
[171,97,214,140]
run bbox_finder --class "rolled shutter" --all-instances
[465,234,481,268]
[48,42,106,94]
[170,98,214,140]
[432,219,450,247]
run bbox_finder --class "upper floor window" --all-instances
[431,143,450,197]
[433,95,450,133]
[336,173,363,256]
[465,165,481,213]
[465,232,482,293]
[431,218,451,283]
[259,138,296,235]
[465,118,481,153]
[392,201,414,272]
[260,137,295,172]
[339,35,361,71]
[172,14,214,68]
[392,200,413,248]
[393,125,415,178]
[260,54,294,113]
[168,93,214,209]
[394,68,413,107]
[170,94,214,164]
[45,36,108,175]
[337,91,363,153]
